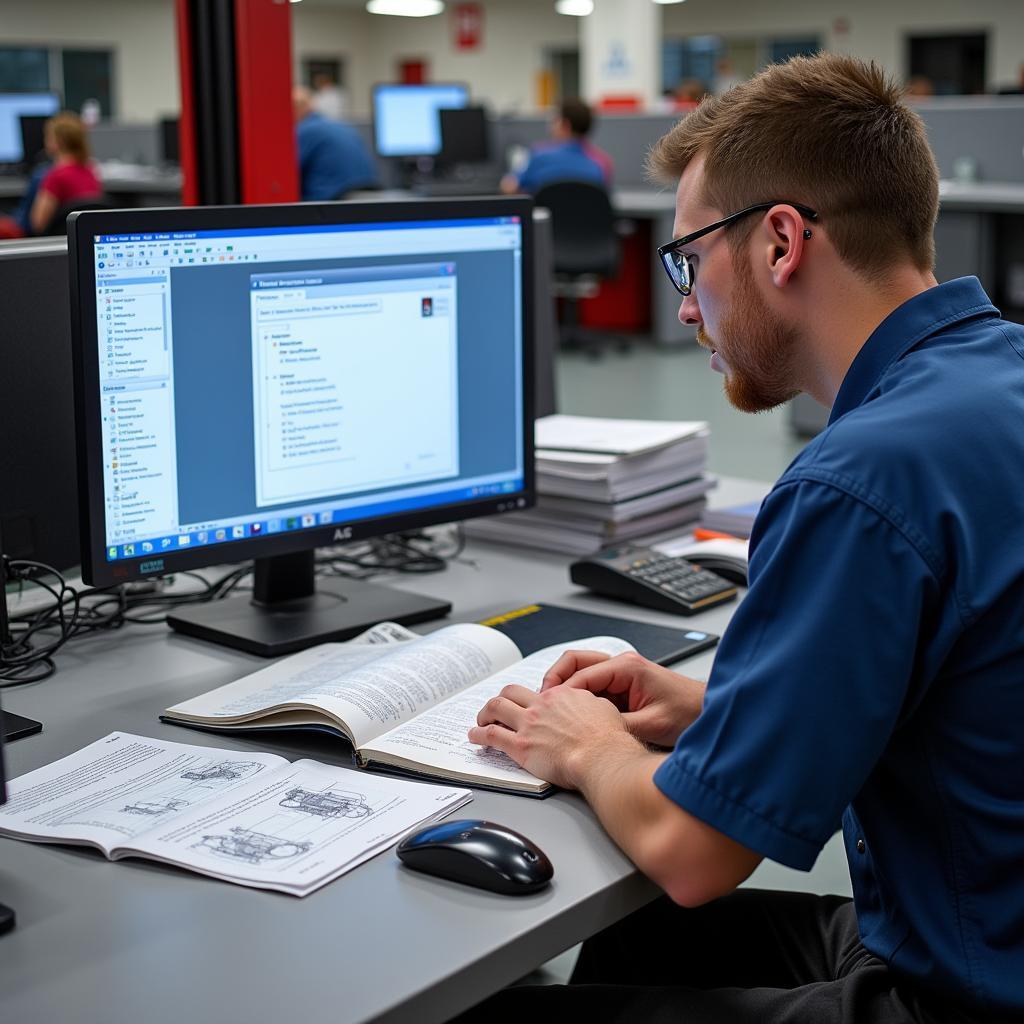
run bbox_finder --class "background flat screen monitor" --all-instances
[68,198,534,656]
[439,106,490,165]
[0,94,59,164]
[19,114,48,168]
[372,83,469,158]
[159,117,180,165]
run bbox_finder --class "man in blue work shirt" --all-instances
[462,53,1023,1023]
[293,86,377,201]
[500,97,612,195]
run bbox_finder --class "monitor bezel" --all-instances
[370,81,470,159]
[68,197,535,588]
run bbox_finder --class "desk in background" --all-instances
[0,165,182,215]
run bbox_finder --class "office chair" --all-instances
[533,180,623,356]
[44,196,112,237]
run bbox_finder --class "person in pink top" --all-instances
[29,112,102,235]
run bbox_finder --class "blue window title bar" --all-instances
[96,217,520,244]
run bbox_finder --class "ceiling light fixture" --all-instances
[366,0,445,16]
[555,0,594,14]
[652,0,687,5]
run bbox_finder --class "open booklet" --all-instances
[163,623,637,796]
[0,732,471,896]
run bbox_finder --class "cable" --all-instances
[1,528,469,686]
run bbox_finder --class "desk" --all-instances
[614,182,1024,345]
[0,166,182,211]
[0,483,783,1023]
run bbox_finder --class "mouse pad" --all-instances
[479,604,718,666]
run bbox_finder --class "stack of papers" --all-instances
[467,415,715,555]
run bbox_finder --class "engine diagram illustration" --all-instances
[194,827,313,865]
[180,761,262,783]
[278,787,372,819]
[122,797,190,816]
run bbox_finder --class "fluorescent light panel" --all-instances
[555,0,594,14]
[366,0,445,15]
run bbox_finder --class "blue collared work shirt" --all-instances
[296,112,378,201]
[515,140,607,194]
[654,278,1024,1014]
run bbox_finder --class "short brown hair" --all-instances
[560,98,593,138]
[647,53,939,273]
[46,112,90,164]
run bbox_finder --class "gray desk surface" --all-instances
[0,481,768,1024]
[0,166,182,201]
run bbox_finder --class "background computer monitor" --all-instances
[438,106,490,165]
[0,94,59,165]
[0,240,81,574]
[159,117,180,165]
[372,83,469,158]
[18,114,49,168]
[68,198,534,656]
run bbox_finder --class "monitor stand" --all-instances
[166,550,451,657]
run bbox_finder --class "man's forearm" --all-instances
[573,732,762,907]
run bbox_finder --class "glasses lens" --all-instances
[662,250,691,296]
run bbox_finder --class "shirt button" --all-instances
[856,838,866,855]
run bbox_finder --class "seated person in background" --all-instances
[0,163,48,239]
[462,53,1024,1023]
[30,112,102,236]
[501,98,612,195]
[293,85,377,201]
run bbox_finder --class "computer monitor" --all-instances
[0,94,59,165]
[438,107,490,165]
[0,240,81,573]
[18,114,48,168]
[159,117,180,165]
[68,198,535,656]
[372,83,469,159]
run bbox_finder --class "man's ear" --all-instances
[761,205,809,288]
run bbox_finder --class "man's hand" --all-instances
[468,683,641,790]
[541,650,705,748]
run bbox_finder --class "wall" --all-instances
[0,0,178,122]
[292,0,579,118]
[661,0,1024,91]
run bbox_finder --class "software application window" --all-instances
[250,264,460,508]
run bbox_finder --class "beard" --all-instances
[699,251,801,413]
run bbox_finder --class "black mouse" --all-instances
[396,819,553,895]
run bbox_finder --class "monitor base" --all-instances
[166,577,451,657]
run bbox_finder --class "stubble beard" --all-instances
[700,252,801,414]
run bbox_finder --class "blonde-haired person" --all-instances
[458,52,1024,1024]
[29,112,102,235]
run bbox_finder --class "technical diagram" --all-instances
[180,761,262,783]
[194,827,313,865]
[279,787,372,819]
[122,797,190,816]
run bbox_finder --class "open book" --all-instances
[0,732,471,896]
[163,623,636,796]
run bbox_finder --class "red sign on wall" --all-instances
[453,3,483,51]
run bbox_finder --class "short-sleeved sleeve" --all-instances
[654,479,941,869]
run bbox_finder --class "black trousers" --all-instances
[451,889,989,1023]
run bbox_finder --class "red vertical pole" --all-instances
[234,0,300,204]
[174,0,200,206]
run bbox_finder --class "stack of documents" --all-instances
[467,415,715,555]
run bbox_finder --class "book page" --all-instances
[127,758,472,896]
[536,414,708,455]
[0,732,288,855]
[362,636,636,789]
[165,623,522,749]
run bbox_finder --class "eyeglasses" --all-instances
[657,201,818,297]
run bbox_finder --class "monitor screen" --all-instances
[372,83,469,158]
[0,94,59,164]
[68,199,533,652]
[439,107,490,165]
[19,114,49,167]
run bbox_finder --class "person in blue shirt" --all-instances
[500,97,612,195]
[293,86,377,201]
[460,53,1024,1024]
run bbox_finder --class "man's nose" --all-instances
[678,293,702,327]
